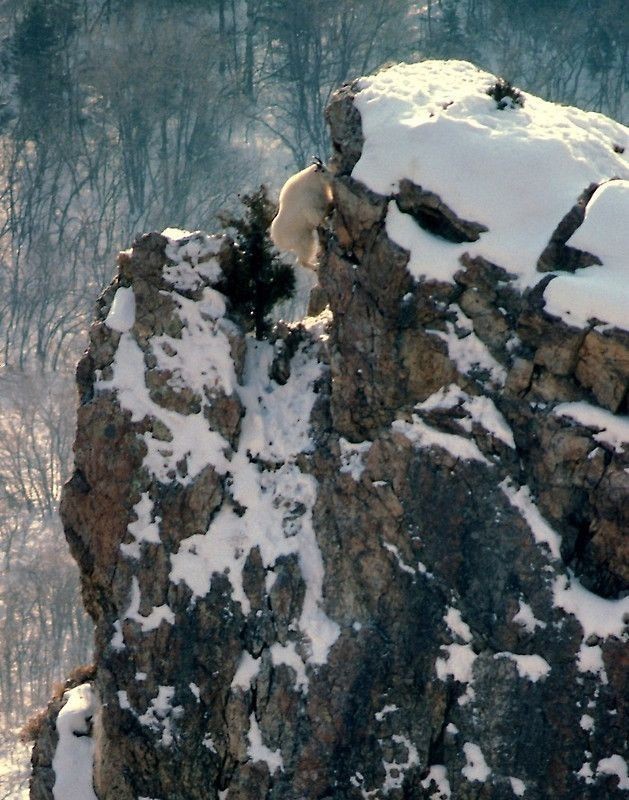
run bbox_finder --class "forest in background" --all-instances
[0,0,626,795]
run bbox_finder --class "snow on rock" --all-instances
[352,61,628,330]
[230,651,261,691]
[552,573,629,640]
[544,181,629,330]
[150,291,236,396]
[124,576,175,633]
[416,384,515,447]
[339,437,372,480]
[246,714,284,774]
[270,642,309,693]
[554,401,629,454]
[511,600,547,633]
[420,765,451,799]
[380,735,420,794]
[499,479,562,559]
[392,414,490,464]
[105,286,136,333]
[596,755,629,790]
[45,61,629,800]
[120,492,161,560]
[169,335,340,664]
[509,777,526,797]
[430,307,507,388]
[136,686,183,748]
[163,230,223,291]
[96,331,232,484]
[98,238,339,665]
[52,684,98,800]
[493,652,551,682]
[461,742,491,783]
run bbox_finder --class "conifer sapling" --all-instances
[218,186,295,340]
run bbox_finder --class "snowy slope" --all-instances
[352,60,628,331]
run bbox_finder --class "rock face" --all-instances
[32,63,628,800]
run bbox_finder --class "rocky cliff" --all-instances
[31,61,628,800]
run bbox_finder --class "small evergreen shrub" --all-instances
[487,78,524,110]
[218,186,295,340]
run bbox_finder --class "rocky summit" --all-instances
[31,61,628,800]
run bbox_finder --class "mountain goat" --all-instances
[270,160,333,269]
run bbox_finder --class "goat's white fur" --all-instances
[270,164,333,269]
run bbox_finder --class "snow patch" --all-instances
[110,620,124,651]
[499,480,562,559]
[124,577,175,633]
[494,652,551,682]
[421,764,451,799]
[576,760,595,784]
[576,643,608,683]
[383,541,416,575]
[393,415,490,464]
[52,684,98,800]
[461,742,491,783]
[386,200,467,284]
[509,777,526,796]
[554,401,629,454]
[137,686,183,748]
[339,438,372,480]
[444,607,472,643]
[120,493,161,560]
[552,573,629,639]
[431,308,506,388]
[512,600,547,633]
[374,704,399,722]
[436,643,476,685]
[596,754,629,790]
[231,652,261,691]
[246,714,283,773]
[270,641,309,693]
[105,286,136,332]
[380,735,420,794]
[416,384,515,447]
[544,181,629,331]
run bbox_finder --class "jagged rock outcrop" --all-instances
[32,61,628,800]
